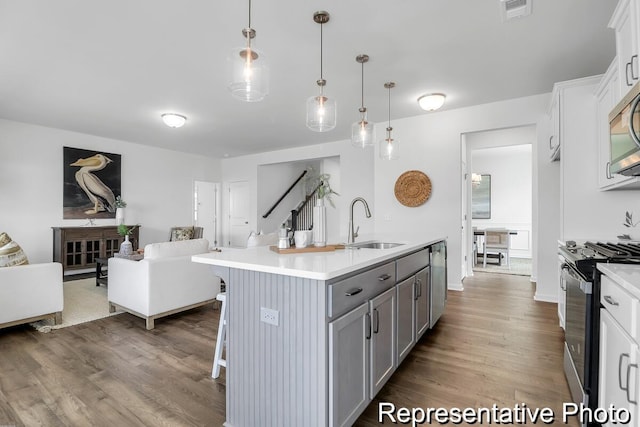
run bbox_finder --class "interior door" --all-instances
[194,181,220,247]
[229,181,251,247]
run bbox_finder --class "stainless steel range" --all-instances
[559,241,640,427]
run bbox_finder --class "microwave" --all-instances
[610,81,640,176]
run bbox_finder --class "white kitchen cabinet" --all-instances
[548,88,561,161]
[611,0,640,102]
[599,310,638,426]
[599,272,640,426]
[369,287,396,398]
[329,301,370,427]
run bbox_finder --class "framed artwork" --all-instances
[471,174,491,219]
[63,147,122,219]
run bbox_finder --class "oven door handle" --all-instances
[562,264,592,294]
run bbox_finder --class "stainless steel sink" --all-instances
[346,241,404,249]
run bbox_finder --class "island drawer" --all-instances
[396,248,430,282]
[328,261,396,319]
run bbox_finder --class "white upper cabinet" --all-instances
[548,87,561,162]
[611,0,640,104]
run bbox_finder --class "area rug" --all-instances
[473,257,532,276]
[31,278,122,333]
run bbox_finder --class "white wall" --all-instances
[221,140,374,246]
[0,119,220,263]
[372,93,551,296]
[471,144,533,258]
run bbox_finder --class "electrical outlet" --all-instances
[260,307,279,326]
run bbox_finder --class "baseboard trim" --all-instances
[534,292,557,303]
[449,281,464,292]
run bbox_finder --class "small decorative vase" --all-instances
[313,198,327,247]
[115,207,125,225]
[119,234,133,256]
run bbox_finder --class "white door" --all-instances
[229,181,251,247]
[194,181,220,247]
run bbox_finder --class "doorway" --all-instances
[194,181,221,248]
[461,125,535,278]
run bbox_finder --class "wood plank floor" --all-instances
[0,272,574,426]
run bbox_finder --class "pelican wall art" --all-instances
[63,147,121,219]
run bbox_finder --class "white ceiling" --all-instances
[0,0,616,158]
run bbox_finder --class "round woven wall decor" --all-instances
[394,170,432,207]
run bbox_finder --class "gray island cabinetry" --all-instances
[192,236,447,427]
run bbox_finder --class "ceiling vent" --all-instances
[499,0,532,22]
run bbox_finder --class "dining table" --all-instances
[472,228,517,266]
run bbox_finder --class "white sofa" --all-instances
[0,262,64,329]
[108,238,220,330]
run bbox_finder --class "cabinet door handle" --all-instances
[414,281,419,301]
[365,313,371,340]
[633,54,639,80]
[378,274,391,281]
[627,62,634,87]
[627,363,638,404]
[606,161,613,179]
[549,135,554,149]
[619,353,630,391]
[416,278,422,298]
[345,288,363,296]
[373,308,379,334]
[604,295,619,306]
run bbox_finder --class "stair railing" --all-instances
[262,170,308,219]
[290,184,320,232]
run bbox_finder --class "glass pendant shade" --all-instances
[380,135,399,160]
[351,115,375,148]
[306,93,337,132]
[228,41,268,102]
[380,82,399,160]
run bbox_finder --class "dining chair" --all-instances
[483,228,511,268]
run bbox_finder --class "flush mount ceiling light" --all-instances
[417,93,446,112]
[228,0,268,102]
[161,113,187,128]
[306,11,336,132]
[351,54,375,148]
[380,82,399,160]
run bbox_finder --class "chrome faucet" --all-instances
[348,197,371,244]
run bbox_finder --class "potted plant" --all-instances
[117,224,137,255]
[114,196,127,225]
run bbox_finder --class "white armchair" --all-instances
[108,239,221,329]
[0,262,63,329]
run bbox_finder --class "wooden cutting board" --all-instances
[269,244,345,254]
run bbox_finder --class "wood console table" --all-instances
[52,226,140,273]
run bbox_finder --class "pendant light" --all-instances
[228,0,268,102]
[380,82,399,160]
[351,54,375,148]
[306,11,336,132]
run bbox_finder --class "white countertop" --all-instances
[597,263,640,297]
[192,234,446,280]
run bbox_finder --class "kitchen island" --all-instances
[192,235,447,427]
